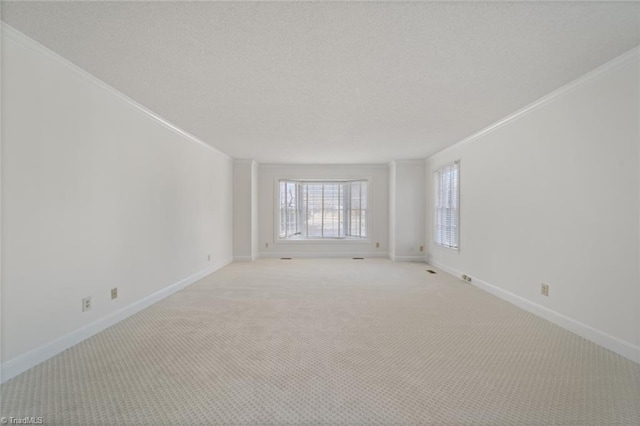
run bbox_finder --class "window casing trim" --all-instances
[433,160,460,252]
[273,177,373,243]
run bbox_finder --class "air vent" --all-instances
[352,257,364,260]
[280,257,292,260]
[426,269,437,274]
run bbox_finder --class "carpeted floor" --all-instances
[1,259,639,425]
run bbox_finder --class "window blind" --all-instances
[434,161,459,249]
[279,180,368,239]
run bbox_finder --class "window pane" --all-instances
[360,182,368,238]
[279,180,368,240]
[350,182,360,237]
[434,162,459,249]
[283,181,299,237]
[322,183,343,238]
[279,181,286,238]
[307,183,323,238]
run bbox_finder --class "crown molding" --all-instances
[429,45,640,159]
[1,22,232,160]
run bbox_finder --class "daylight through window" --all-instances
[434,161,459,249]
[279,180,368,239]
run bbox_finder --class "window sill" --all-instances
[276,238,372,244]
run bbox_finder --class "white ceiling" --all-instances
[3,1,640,164]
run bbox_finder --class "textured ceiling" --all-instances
[2,1,640,164]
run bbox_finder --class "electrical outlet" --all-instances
[376,242,380,248]
[461,274,472,283]
[207,254,211,261]
[419,245,424,252]
[82,297,92,312]
[265,242,269,248]
[541,283,549,297]
[111,287,118,300]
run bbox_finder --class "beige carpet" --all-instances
[1,259,639,425]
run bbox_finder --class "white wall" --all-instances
[388,161,397,260]
[426,49,640,362]
[388,160,426,261]
[233,159,258,261]
[1,26,233,379]
[251,160,259,258]
[259,164,388,258]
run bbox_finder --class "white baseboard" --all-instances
[426,259,463,278]
[0,258,232,383]
[393,255,427,262]
[427,258,640,365]
[259,252,388,259]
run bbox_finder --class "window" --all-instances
[434,161,459,249]
[279,180,368,239]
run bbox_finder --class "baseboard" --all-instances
[426,258,463,278]
[0,257,232,383]
[427,258,640,365]
[393,255,427,262]
[259,252,388,259]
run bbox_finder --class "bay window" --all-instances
[279,180,368,240]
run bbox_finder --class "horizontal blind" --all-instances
[279,181,300,238]
[279,180,367,239]
[434,161,459,249]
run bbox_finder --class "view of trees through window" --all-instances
[279,180,368,239]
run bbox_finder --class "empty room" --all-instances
[1,1,639,425]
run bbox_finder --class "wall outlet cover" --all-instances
[541,283,550,297]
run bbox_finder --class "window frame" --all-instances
[274,177,372,243]
[433,160,460,251]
